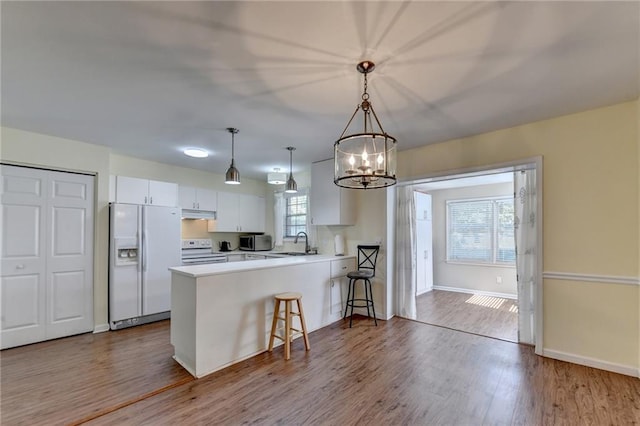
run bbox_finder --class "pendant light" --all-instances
[334,61,397,189]
[285,147,297,193]
[224,127,240,185]
[267,168,287,185]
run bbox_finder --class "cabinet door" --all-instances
[216,192,239,232]
[310,159,357,225]
[115,176,149,204]
[239,194,265,232]
[148,180,177,207]
[178,186,197,209]
[196,188,217,211]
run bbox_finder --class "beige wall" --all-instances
[429,182,518,296]
[1,127,112,329]
[395,100,639,371]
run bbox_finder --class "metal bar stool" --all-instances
[344,245,380,327]
[268,292,310,360]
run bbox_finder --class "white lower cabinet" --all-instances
[170,256,356,378]
[330,258,356,315]
[1,165,94,349]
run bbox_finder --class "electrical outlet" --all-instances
[496,276,502,284]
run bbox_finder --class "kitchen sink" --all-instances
[275,252,316,256]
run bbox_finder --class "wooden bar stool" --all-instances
[268,292,310,360]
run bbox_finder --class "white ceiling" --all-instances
[2,1,638,181]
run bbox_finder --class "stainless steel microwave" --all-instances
[239,235,272,251]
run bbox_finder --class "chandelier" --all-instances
[334,61,397,189]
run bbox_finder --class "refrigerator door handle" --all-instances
[142,230,148,272]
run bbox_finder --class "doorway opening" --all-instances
[394,159,542,351]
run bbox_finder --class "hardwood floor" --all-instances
[2,318,638,425]
[416,290,518,342]
[0,321,193,425]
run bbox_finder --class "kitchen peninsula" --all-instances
[169,254,356,378]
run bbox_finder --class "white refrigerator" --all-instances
[109,203,181,330]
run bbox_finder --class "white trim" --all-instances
[391,156,543,354]
[93,323,110,333]
[543,348,639,378]
[543,271,640,286]
[432,285,517,300]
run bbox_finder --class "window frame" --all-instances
[445,196,515,267]
[283,189,308,239]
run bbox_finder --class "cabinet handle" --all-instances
[150,196,153,204]
[16,264,25,270]
[197,202,200,209]
[193,202,196,209]
[144,196,148,204]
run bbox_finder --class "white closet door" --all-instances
[1,165,94,349]
[1,166,48,348]
[46,170,94,339]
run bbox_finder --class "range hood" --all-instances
[181,209,217,220]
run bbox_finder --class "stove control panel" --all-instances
[181,239,212,249]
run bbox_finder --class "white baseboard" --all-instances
[542,348,639,378]
[93,323,110,333]
[432,285,517,300]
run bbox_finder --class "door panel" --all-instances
[415,192,433,295]
[109,203,141,323]
[141,206,180,315]
[52,207,86,255]
[47,171,94,339]
[1,274,41,329]
[1,166,47,348]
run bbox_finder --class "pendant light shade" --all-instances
[285,147,297,193]
[334,61,397,189]
[224,127,240,185]
[267,168,287,185]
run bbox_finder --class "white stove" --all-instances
[181,239,227,265]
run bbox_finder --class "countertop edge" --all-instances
[170,254,356,278]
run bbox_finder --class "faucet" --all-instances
[294,231,310,253]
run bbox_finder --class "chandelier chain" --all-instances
[362,73,369,101]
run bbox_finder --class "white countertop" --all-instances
[170,254,355,278]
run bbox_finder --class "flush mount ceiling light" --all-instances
[285,147,297,193]
[267,168,287,185]
[334,60,397,189]
[183,148,209,158]
[224,127,240,185]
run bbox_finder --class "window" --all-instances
[284,190,307,238]
[446,197,515,265]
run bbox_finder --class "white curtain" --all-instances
[514,169,537,345]
[395,186,417,319]
[274,192,284,246]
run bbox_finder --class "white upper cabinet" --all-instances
[213,191,239,232]
[114,176,178,207]
[239,193,265,233]
[178,186,217,211]
[211,192,265,233]
[310,159,356,225]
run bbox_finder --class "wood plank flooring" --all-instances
[2,317,639,425]
[416,290,518,341]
